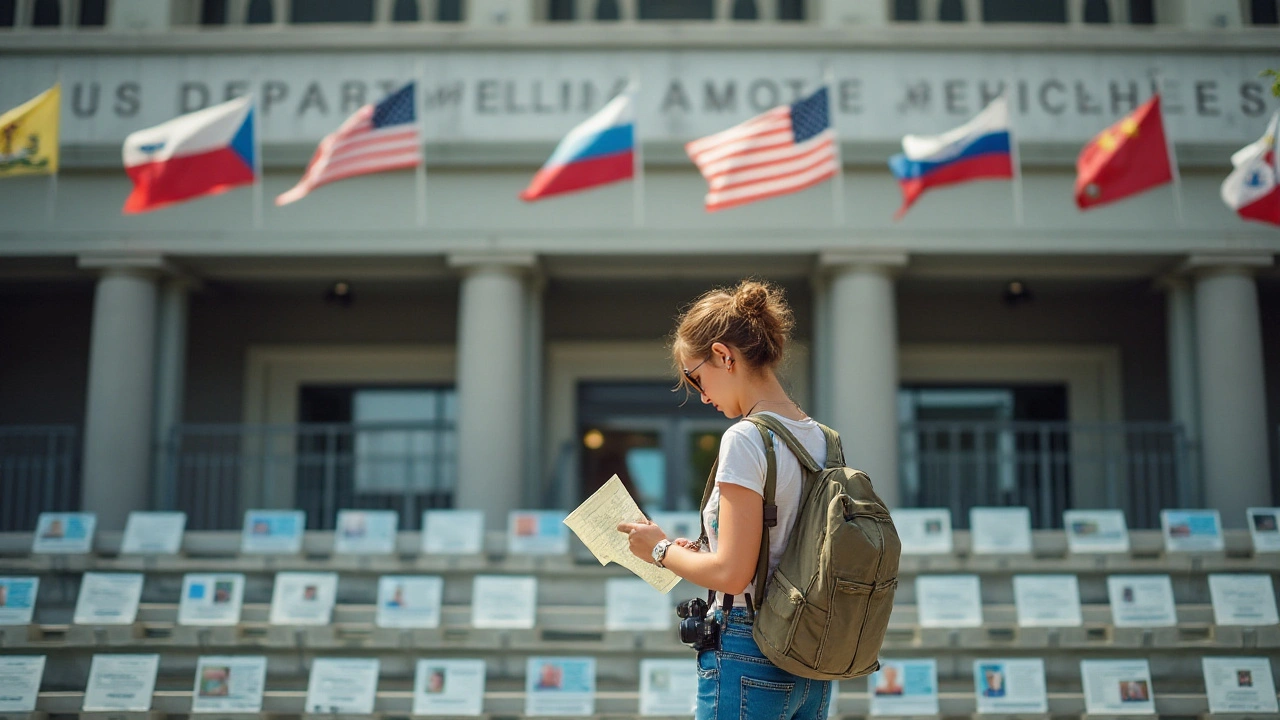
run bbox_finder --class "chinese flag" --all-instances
[1075,95,1173,210]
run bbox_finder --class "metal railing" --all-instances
[0,425,81,532]
[899,421,1197,530]
[163,421,457,530]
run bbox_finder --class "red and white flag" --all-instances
[276,83,421,206]
[1220,111,1280,227]
[685,87,837,212]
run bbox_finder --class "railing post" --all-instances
[323,426,338,529]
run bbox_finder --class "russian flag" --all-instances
[1221,111,1280,227]
[520,91,635,201]
[122,96,257,214]
[888,96,1015,219]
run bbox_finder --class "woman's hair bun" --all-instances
[732,280,771,321]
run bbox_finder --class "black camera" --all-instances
[676,596,720,651]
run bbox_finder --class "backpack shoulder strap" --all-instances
[746,414,822,473]
[749,421,776,610]
[818,423,845,469]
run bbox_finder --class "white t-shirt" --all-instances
[701,411,827,609]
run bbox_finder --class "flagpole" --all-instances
[1152,76,1184,226]
[415,62,428,228]
[1005,86,1024,226]
[250,75,264,230]
[630,73,644,229]
[47,66,62,224]
[823,62,844,226]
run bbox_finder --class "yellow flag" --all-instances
[0,84,60,178]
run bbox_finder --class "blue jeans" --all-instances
[696,607,832,720]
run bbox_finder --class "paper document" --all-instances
[563,475,680,593]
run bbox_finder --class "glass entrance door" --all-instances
[577,382,731,515]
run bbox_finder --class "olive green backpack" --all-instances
[697,413,901,680]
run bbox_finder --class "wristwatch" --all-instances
[651,538,675,568]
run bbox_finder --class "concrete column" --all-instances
[823,0,888,26]
[450,253,535,530]
[152,278,193,510]
[1160,276,1200,505]
[821,251,907,509]
[78,255,166,530]
[1187,254,1274,525]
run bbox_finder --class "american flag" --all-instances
[276,83,422,206]
[685,87,837,212]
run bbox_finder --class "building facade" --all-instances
[2,0,1279,533]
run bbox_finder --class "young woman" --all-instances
[617,279,832,720]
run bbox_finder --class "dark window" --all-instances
[548,0,573,20]
[246,0,273,23]
[638,0,713,19]
[938,0,964,22]
[78,0,106,25]
[595,0,620,19]
[393,0,419,20]
[982,0,1064,22]
[777,0,802,21]
[1083,0,1109,23]
[731,0,756,19]
[32,0,60,26]
[893,0,918,21]
[1129,0,1154,24]
[1252,0,1278,25]
[291,0,374,22]
[201,0,227,24]
[436,0,462,22]
[0,0,15,27]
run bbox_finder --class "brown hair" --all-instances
[672,279,794,387]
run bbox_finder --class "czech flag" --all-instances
[520,91,635,201]
[1220,111,1280,227]
[122,96,257,214]
[889,96,1014,219]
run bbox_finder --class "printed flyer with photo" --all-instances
[1161,509,1224,552]
[868,659,939,716]
[639,659,696,716]
[1202,657,1279,714]
[268,572,338,625]
[471,575,537,628]
[1063,509,1130,553]
[179,574,245,626]
[916,574,984,628]
[305,658,380,715]
[1080,659,1155,715]
[375,575,443,628]
[969,507,1033,554]
[508,510,570,555]
[31,512,95,554]
[525,657,596,716]
[82,654,160,712]
[422,509,485,554]
[121,511,187,555]
[333,510,398,555]
[891,508,953,555]
[190,656,267,713]
[1012,575,1083,627]
[240,510,305,554]
[73,573,144,625]
[413,659,486,716]
[605,578,671,631]
[1246,507,1280,552]
[1107,574,1177,627]
[0,577,39,625]
[1208,573,1279,626]
[0,655,45,712]
[972,659,1048,714]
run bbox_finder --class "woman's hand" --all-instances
[616,520,668,563]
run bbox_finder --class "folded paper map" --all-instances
[563,475,682,593]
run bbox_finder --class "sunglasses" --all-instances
[682,357,709,395]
